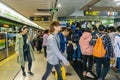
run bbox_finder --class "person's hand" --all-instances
[68,41,72,44]
[16,52,19,56]
[65,63,70,67]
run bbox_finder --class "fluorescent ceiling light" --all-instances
[57,4,61,8]
[114,0,120,2]
[116,2,120,5]
[34,13,51,16]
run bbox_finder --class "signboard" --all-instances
[84,10,100,16]
[84,10,118,16]
[30,16,49,21]
[50,8,58,12]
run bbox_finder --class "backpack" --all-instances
[72,30,81,43]
[93,34,106,58]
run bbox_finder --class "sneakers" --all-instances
[23,72,26,76]
[51,71,55,75]
[66,72,72,76]
[83,71,87,76]
[97,77,104,80]
[28,72,34,75]
[86,72,94,78]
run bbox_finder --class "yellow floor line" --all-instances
[0,54,16,66]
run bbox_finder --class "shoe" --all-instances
[86,72,94,78]
[83,71,87,76]
[23,72,26,76]
[97,77,104,80]
[111,67,118,71]
[73,59,75,61]
[51,71,55,75]
[116,76,120,79]
[66,72,72,76]
[28,72,34,75]
[77,59,81,61]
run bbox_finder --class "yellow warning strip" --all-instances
[0,54,16,66]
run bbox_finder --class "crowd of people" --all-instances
[15,21,120,80]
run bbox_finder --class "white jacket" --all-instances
[114,34,120,57]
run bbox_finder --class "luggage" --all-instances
[55,66,66,80]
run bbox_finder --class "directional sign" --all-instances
[50,8,58,12]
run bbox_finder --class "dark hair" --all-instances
[19,25,28,33]
[84,28,91,33]
[92,25,97,31]
[98,25,105,31]
[49,21,60,33]
[109,26,116,32]
[117,26,120,32]
[44,29,49,34]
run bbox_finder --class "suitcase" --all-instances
[55,66,66,80]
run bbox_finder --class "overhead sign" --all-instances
[84,10,100,16]
[30,16,49,21]
[50,8,58,12]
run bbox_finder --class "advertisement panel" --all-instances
[0,33,6,50]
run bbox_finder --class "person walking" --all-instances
[43,29,49,58]
[42,21,69,80]
[15,26,35,76]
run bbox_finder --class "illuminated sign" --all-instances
[84,10,100,16]
[30,16,49,21]
[3,24,9,28]
[50,8,58,12]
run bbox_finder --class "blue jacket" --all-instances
[58,32,67,53]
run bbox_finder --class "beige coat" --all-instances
[15,33,35,66]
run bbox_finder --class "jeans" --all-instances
[73,44,81,60]
[95,57,110,79]
[43,46,47,58]
[117,57,120,73]
[42,62,62,80]
[21,50,32,72]
[83,55,93,72]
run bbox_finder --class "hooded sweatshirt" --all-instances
[79,32,93,55]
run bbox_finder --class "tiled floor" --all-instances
[0,51,80,80]
[0,51,120,80]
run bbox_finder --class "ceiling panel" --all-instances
[1,0,56,18]
[57,0,91,17]
[94,0,120,7]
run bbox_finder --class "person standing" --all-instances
[113,26,120,79]
[36,31,43,53]
[79,29,94,78]
[43,29,49,58]
[58,27,72,75]
[15,26,35,76]
[42,21,69,80]
[90,25,113,80]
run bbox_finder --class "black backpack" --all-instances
[72,30,80,43]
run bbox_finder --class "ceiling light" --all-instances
[57,4,61,8]
[89,7,92,9]
[116,2,120,5]
[34,13,51,16]
[114,0,120,2]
